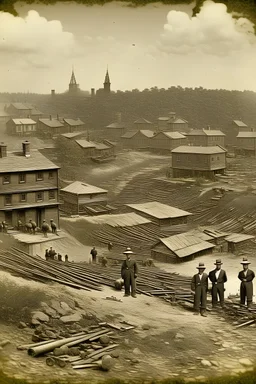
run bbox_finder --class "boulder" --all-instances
[201,360,212,367]
[60,302,74,314]
[40,303,59,318]
[0,340,11,348]
[31,311,49,323]
[175,333,185,339]
[18,322,27,329]
[99,335,110,346]
[239,358,253,367]
[60,314,82,324]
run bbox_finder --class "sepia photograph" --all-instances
[0,0,256,383]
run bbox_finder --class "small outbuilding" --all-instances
[225,233,255,254]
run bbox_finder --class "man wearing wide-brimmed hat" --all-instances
[121,247,138,298]
[209,259,227,309]
[191,262,208,317]
[238,257,255,308]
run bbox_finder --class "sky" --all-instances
[0,0,256,94]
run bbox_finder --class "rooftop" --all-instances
[169,118,188,124]
[106,122,125,129]
[10,103,31,110]
[82,212,151,227]
[237,132,256,138]
[0,149,59,173]
[154,131,186,139]
[76,139,96,149]
[63,118,85,126]
[127,201,192,219]
[139,130,155,138]
[158,117,170,121]
[61,181,107,195]
[61,132,84,139]
[39,118,64,128]
[225,233,254,243]
[12,118,36,125]
[172,145,227,154]
[94,143,110,150]
[158,232,215,258]
[187,129,225,136]
[121,131,137,139]
[134,118,153,124]
[233,120,247,127]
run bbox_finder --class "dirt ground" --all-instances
[0,271,255,384]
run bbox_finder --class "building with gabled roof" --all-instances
[6,118,37,136]
[151,131,187,151]
[134,118,153,131]
[60,181,108,215]
[186,128,225,147]
[171,145,227,179]
[157,111,189,133]
[106,112,126,138]
[236,132,256,156]
[151,231,215,263]
[121,130,155,149]
[63,118,85,133]
[223,119,251,146]
[38,117,67,137]
[0,141,60,229]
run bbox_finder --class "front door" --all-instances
[4,211,13,226]
[17,210,26,224]
[36,208,44,227]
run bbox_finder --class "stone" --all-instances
[31,311,49,323]
[20,362,27,367]
[60,314,82,324]
[0,340,11,348]
[201,360,212,367]
[45,330,57,338]
[182,369,189,374]
[142,324,150,330]
[218,348,225,352]
[175,333,185,339]
[31,319,40,326]
[131,358,139,364]
[110,350,120,358]
[222,342,232,348]
[40,303,59,318]
[239,358,253,367]
[165,342,170,345]
[211,361,219,367]
[49,300,69,316]
[100,335,110,346]
[133,348,142,355]
[18,322,27,329]
[60,302,73,314]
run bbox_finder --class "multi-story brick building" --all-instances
[0,141,60,229]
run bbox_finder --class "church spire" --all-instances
[69,66,79,93]
[104,67,111,94]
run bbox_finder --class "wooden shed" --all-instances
[126,201,192,227]
[151,131,186,151]
[225,233,255,254]
[75,139,96,158]
[151,232,215,263]
[60,181,108,215]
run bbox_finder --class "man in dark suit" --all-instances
[238,257,255,308]
[209,259,227,309]
[121,247,138,298]
[191,262,208,317]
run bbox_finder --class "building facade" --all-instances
[38,117,67,137]
[186,129,225,147]
[171,146,226,179]
[134,118,154,131]
[63,118,85,133]
[0,141,60,228]
[236,132,256,155]
[6,118,37,136]
[151,131,187,151]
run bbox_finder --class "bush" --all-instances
[0,279,47,324]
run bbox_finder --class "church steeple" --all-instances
[69,67,79,93]
[104,67,111,94]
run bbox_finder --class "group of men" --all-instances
[191,257,255,316]
[45,247,69,262]
[14,218,58,237]
[119,248,255,310]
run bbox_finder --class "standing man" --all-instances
[90,246,97,264]
[121,247,138,298]
[191,262,208,317]
[209,259,227,309]
[238,257,255,308]
[42,220,50,238]
[50,219,57,235]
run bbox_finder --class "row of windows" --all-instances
[175,156,220,161]
[4,191,56,206]
[3,171,54,185]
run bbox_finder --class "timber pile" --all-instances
[18,321,133,371]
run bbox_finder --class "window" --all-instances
[19,173,26,183]
[3,174,10,184]
[20,193,26,202]
[36,192,43,201]
[4,195,12,206]
[49,190,55,200]
[48,171,54,179]
[36,172,43,181]
[16,126,22,132]
[212,157,214,161]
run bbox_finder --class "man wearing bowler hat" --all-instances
[238,257,255,308]
[209,259,227,309]
[121,247,138,298]
[191,262,208,317]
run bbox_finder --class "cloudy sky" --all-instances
[0,0,256,94]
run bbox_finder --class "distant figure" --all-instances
[2,221,7,233]
[0,222,3,232]
[42,220,50,238]
[191,262,208,317]
[65,254,69,263]
[121,247,138,298]
[108,242,113,251]
[17,220,23,231]
[25,221,33,234]
[45,249,50,261]
[30,219,37,235]
[238,257,255,308]
[90,246,97,264]
[50,219,57,235]
[209,259,227,309]
[49,247,56,260]
[101,256,108,267]
[57,253,62,262]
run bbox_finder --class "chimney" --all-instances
[51,89,55,96]
[22,140,30,157]
[116,112,122,123]
[91,88,95,97]
[207,125,210,130]
[0,142,7,158]
[168,111,176,121]
[49,115,52,121]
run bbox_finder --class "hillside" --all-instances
[1,87,256,131]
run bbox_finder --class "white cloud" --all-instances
[0,10,81,67]
[158,0,256,56]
